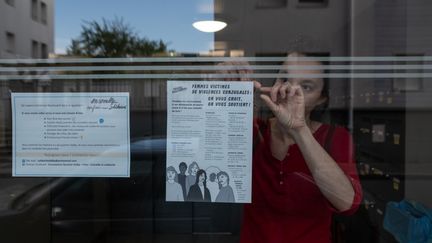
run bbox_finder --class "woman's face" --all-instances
[277,59,327,115]
[167,171,175,180]
[218,174,227,185]
[191,165,198,175]
[179,164,187,174]
[199,173,205,183]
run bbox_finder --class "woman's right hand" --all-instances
[217,60,253,82]
[217,61,263,118]
[259,80,307,133]
[217,60,262,87]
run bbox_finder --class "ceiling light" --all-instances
[192,20,227,33]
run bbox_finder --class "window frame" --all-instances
[31,0,39,22]
[5,0,14,7]
[296,0,328,8]
[31,40,39,58]
[5,31,16,54]
[40,1,47,25]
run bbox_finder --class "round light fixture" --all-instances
[192,20,227,33]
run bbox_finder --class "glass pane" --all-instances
[1,1,432,243]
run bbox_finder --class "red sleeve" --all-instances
[327,127,363,215]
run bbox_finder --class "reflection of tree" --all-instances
[67,17,170,57]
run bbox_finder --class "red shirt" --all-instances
[240,121,363,243]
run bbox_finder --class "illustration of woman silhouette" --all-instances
[215,171,235,203]
[206,166,221,202]
[185,161,199,195]
[186,169,211,202]
[165,166,184,201]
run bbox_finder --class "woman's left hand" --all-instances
[260,81,307,133]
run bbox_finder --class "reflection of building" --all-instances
[214,0,351,117]
[0,0,54,58]
[214,0,349,56]
[216,0,432,241]
[0,0,54,147]
[0,82,7,148]
[1,6,54,240]
[351,0,432,209]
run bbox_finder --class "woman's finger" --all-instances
[270,79,283,102]
[229,67,237,81]
[253,80,262,90]
[260,94,279,115]
[239,70,248,81]
[293,85,304,98]
[288,85,297,97]
[259,86,272,93]
[279,82,292,99]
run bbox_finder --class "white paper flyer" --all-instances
[166,81,253,203]
[11,93,130,177]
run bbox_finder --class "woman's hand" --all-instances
[260,80,307,133]
[217,61,253,82]
[217,61,262,117]
[218,61,262,88]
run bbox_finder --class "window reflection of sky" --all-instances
[55,0,214,54]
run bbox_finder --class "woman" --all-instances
[207,173,220,202]
[215,171,235,203]
[186,169,211,202]
[185,161,199,196]
[165,166,184,201]
[240,53,362,243]
[178,162,188,199]
[206,166,222,202]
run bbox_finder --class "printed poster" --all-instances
[11,93,130,177]
[166,81,253,203]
